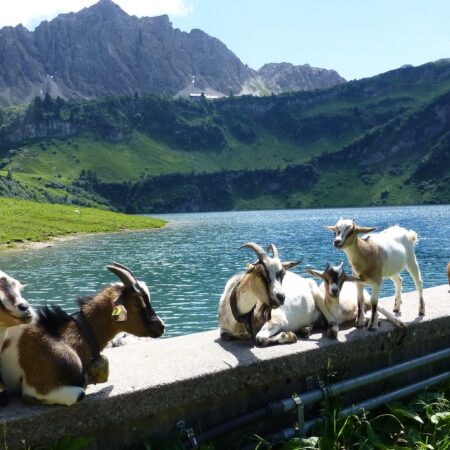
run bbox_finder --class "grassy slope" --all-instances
[2,61,450,211]
[0,197,165,247]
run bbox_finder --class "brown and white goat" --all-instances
[447,262,450,292]
[326,218,425,331]
[306,262,404,339]
[0,270,33,404]
[0,263,164,406]
[219,243,320,346]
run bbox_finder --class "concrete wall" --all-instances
[1,285,449,449]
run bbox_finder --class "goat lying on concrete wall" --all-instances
[326,218,425,331]
[0,263,164,406]
[447,262,450,292]
[219,243,322,346]
[306,262,404,339]
[0,270,34,404]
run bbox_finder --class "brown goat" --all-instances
[0,263,164,406]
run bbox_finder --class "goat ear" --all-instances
[344,274,363,283]
[282,260,301,270]
[112,305,128,322]
[305,268,324,280]
[354,226,376,234]
[325,225,337,232]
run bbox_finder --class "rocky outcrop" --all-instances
[0,0,254,104]
[241,62,346,95]
[0,0,346,105]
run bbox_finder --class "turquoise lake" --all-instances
[1,205,449,337]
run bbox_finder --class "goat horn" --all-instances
[110,262,138,281]
[240,242,269,264]
[106,264,136,287]
[267,244,279,259]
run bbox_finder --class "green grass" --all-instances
[0,197,165,248]
[6,130,337,184]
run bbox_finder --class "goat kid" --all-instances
[326,218,425,331]
[219,243,321,346]
[0,263,164,406]
[0,270,33,404]
[306,262,404,339]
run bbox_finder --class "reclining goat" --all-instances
[219,243,322,346]
[0,263,164,406]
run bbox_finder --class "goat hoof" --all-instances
[327,329,338,340]
[0,391,10,407]
[419,311,425,316]
[298,326,312,339]
[393,308,400,313]
[281,331,297,344]
[256,337,269,347]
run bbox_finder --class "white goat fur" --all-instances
[329,219,424,330]
[0,270,34,403]
[308,263,404,338]
[219,270,321,346]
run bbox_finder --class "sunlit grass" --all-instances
[0,197,165,248]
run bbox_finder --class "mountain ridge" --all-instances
[0,0,345,105]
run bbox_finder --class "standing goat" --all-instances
[219,243,321,346]
[0,270,34,404]
[0,263,164,406]
[326,218,425,331]
[306,262,404,339]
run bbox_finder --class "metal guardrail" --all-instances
[182,347,450,448]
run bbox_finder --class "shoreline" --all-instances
[0,226,166,253]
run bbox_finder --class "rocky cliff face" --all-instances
[0,0,254,104]
[0,0,346,105]
[240,62,346,95]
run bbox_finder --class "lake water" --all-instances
[0,205,448,338]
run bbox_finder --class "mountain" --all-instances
[0,0,345,106]
[0,59,449,212]
[241,63,346,95]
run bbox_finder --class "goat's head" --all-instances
[306,262,361,300]
[240,242,300,308]
[325,218,376,249]
[106,263,165,338]
[0,270,33,327]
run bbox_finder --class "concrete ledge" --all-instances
[1,285,450,449]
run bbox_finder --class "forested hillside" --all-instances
[0,59,449,212]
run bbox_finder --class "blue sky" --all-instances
[1,0,450,80]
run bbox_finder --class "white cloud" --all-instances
[0,0,192,29]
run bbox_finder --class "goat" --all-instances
[306,262,404,338]
[0,270,34,405]
[326,218,425,331]
[219,243,322,346]
[0,263,164,406]
[447,262,450,292]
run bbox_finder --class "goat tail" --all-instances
[377,305,406,329]
[407,230,419,245]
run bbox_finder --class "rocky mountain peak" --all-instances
[0,0,345,105]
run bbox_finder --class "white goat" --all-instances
[0,263,164,406]
[326,219,425,331]
[0,270,34,405]
[306,262,404,339]
[219,243,322,346]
